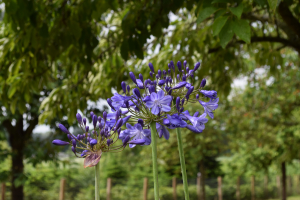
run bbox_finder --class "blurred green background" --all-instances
[0,0,300,199]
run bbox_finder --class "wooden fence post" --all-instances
[197,173,201,200]
[217,176,222,200]
[277,175,281,198]
[106,178,112,200]
[251,176,255,200]
[236,177,240,200]
[143,178,148,200]
[1,183,5,200]
[172,177,177,200]
[264,176,268,198]
[295,175,300,195]
[59,178,66,200]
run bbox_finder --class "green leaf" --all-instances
[229,3,244,19]
[197,7,218,24]
[10,98,18,114]
[213,16,229,36]
[219,19,234,48]
[232,19,251,43]
[212,0,230,4]
[267,0,278,13]
[7,85,17,99]
[70,21,82,41]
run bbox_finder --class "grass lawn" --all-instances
[267,196,300,200]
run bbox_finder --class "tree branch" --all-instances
[208,36,300,54]
[278,1,300,39]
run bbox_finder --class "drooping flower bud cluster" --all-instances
[108,60,219,142]
[52,111,146,167]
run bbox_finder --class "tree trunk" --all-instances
[4,118,25,200]
[200,160,206,200]
[281,162,286,200]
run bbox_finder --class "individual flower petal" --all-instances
[199,98,219,119]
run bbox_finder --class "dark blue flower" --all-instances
[172,81,187,90]
[183,111,208,133]
[145,90,172,115]
[156,123,170,140]
[200,79,206,88]
[76,113,82,124]
[111,93,132,110]
[200,90,217,99]
[199,98,219,119]
[119,123,151,148]
[163,114,187,129]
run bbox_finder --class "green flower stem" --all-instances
[150,122,160,200]
[176,128,190,200]
[95,163,100,200]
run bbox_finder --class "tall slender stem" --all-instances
[150,122,159,200]
[95,163,100,200]
[176,128,190,200]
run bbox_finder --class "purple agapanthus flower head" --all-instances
[199,98,219,119]
[53,110,133,168]
[111,93,132,110]
[145,90,172,115]
[119,123,151,148]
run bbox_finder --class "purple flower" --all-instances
[183,111,208,133]
[76,113,82,124]
[129,72,137,84]
[199,98,219,119]
[145,90,172,115]
[156,123,170,140]
[200,90,217,99]
[136,79,144,89]
[90,139,98,146]
[58,124,71,134]
[148,62,154,72]
[111,93,132,110]
[52,140,70,146]
[172,81,187,90]
[200,79,206,87]
[119,123,151,148]
[163,114,187,129]
[121,81,127,93]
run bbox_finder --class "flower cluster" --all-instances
[107,60,219,143]
[52,111,146,167]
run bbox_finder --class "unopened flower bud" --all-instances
[183,60,187,67]
[200,78,206,88]
[58,124,71,134]
[194,62,201,71]
[133,88,141,98]
[93,115,98,127]
[67,134,72,141]
[157,70,161,78]
[129,72,137,84]
[115,118,123,130]
[177,61,182,71]
[127,85,130,93]
[170,61,174,70]
[103,111,107,121]
[72,139,76,147]
[186,86,194,100]
[182,74,186,81]
[196,94,199,99]
[121,81,126,93]
[150,71,153,78]
[71,146,76,153]
[83,118,86,125]
[52,140,70,146]
[148,62,154,72]
[85,126,89,132]
[177,74,180,81]
[139,74,144,82]
[90,111,94,118]
[76,113,82,124]
[98,116,102,123]
[90,139,97,146]
[158,79,165,86]
[186,67,189,73]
